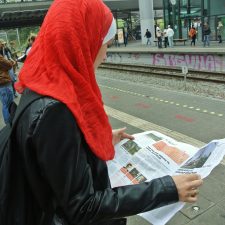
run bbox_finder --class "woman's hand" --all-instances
[172,174,203,203]
[112,127,134,146]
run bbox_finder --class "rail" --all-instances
[99,62,225,84]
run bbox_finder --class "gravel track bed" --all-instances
[97,69,225,100]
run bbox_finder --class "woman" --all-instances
[11,0,203,225]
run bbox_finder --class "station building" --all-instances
[0,0,224,44]
[103,0,225,43]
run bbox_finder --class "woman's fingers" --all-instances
[112,127,134,145]
[121,132,135,140]
[172,174,203,203]
[187,195,198,203]
[117,127,134,140]
[186,189,200,203]
[188,189,199,197]
[184,174,201,182]
[189,179,203,190]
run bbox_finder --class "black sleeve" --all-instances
[32,103,178,225]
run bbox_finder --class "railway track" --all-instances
[100,62,225,84]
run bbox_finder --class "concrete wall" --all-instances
[106,52,225,73]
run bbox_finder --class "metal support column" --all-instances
[138,0,155,45]
[178,0,182,38]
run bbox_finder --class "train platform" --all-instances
[0,55,224,225]
[1,76,224,225]
[98,69,225,225]
[0,91,225,225]
[108,40,225,54]
[106,40,225,74]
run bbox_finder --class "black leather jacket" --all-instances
[11,92,179,225]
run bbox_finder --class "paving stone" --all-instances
[185,205,225,225]
[200,177,225,203]
[166,212,190,225]
[0,66,223,225]
[186,222,198,225]
[217,199,225,211]
[210,164,225,185]
[181,195,215,219]
[127,215,152,225]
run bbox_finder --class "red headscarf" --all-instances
[15,0,115,161]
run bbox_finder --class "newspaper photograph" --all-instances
[176,140,225,178]
[107,130,225,225]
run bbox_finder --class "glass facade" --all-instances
[163,0,204,39]
[113,9,164,41]
[163,0,225,41]
[1,0,224,42]
[112,11,142,41]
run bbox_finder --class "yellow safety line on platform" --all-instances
[100,85,224,118]
[104,105,205,147]
[104,105,225,166]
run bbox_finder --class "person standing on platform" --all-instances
[217,21,223,44]
[167,25,174,48]
[144,29,152,45]
[114,33,120,47]
[203,23,211,47]
[124,28,128,47]
[189,26,197,46]
[7,0,203,224]
[9,41,19,71]
[156,25,162,48]
[17,35,36,63]
[163,27,168,48]
[0,39,17,97]
[0,54,14,124]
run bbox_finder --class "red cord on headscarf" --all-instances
[15,0,115,161]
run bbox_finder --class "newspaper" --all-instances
[107,131,225,225]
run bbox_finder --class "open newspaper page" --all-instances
[107,131,225,225]
[175,139,225,178]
